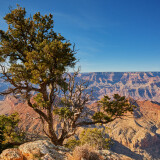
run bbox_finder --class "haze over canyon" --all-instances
[74,72,160,102]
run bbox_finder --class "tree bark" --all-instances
[47,104,58,145]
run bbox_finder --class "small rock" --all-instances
[42,153,55,160]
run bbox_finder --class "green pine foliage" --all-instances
[92,94,136,123]
[0,4,76,93]
[0,113,25,153]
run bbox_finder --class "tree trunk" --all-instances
[57,138,64,146]
[48,121,59,145]
[47,105,59,145]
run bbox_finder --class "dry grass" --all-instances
[67,144,104,160]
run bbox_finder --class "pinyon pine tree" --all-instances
[0,5,76,145]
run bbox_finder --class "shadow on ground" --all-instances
[110,140,144,160]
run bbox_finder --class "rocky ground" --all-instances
[0,140,136,160]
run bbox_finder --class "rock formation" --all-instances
[1,72,160,102]
[0,140,69,160]
[75,72,160,102]
[106,100,160,159]
[0,140,136,160]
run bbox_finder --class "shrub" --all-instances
[67,144,104,160]
[65,128,112,150]
[80,128,112,150]
[0,113,25,153]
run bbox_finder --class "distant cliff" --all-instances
[1,72,160,102]
[75,72,160,102]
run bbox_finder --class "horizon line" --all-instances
[71,71,160,73]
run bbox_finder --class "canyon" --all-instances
[1,72,160,159]
[75,72,160,102]
[1,72,160,102]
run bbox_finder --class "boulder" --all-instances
[18,140,66,160]
[0,140,68,160]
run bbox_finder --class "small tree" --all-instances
[0,5,135,146]
[0,113,24,153]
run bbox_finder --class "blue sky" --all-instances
[0,0,160,72]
